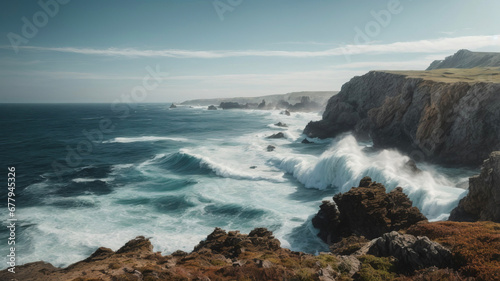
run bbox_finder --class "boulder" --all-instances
[274,122,288,127]
[267,132,285,139]
[449,151,500,222]
[207,105,217,110]
[266,145,276,152]
[403,160,422,174]
[367,231,453,272]
[170,103,177,108]
[302,138,313,144]
[280,110,291,116]
[312,177,427,243]
[258,99,266,109]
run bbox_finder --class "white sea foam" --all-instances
[72,177,115,183]
[274,134,467,219]
[8,107,476,269]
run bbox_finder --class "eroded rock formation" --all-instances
[365,231,453,272]
[304,69,500,165]
[449,151,500,222]
[312,177,427,243]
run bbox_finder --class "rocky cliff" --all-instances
[304,68,500,165]
[449,151,500,222]
[427,49,500,70]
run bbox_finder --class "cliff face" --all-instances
[304,69,500,165]
[449,151,500,222]
[427,49,500,70]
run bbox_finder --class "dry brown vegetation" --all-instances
[407,221,500,280]
[383,67,500,83]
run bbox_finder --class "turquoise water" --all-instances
[0,104,474,268]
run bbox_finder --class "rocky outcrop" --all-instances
[207,105,217,110]
[302,138,313,144]
[449,151,500,222]
[303,68,500,165]
[288,96,322,112]
[257,99,266,109]
[427,49,500,70]
[267,132,286,139]
[312,177,427,243]
[274,122,288,127]
[220,101,244,109]
[2,228,351,281]
[169,103,177,108]
[365,231,453,272]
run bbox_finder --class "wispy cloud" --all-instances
[4,35,499,59]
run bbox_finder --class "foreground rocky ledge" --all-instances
[4,220,499,281]
[1,228,351,281]
[4,172,499,280]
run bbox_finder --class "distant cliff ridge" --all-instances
[304,68,500,165]
[427,49,500,70]
[181,91,337,108]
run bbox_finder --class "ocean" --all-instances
[0,103,476,269]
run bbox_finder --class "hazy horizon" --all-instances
[1,0,500,103]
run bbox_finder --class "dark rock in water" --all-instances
[208,105,217,110]
[403,160,422,174]
[312,177,427,243]
[449,151,500,222]
[267,132,285,139]
[288,96,322,112]
[220,102,243,109]
[249,166,257,169]
[258,99,266,109]
[170,103,177,108]
[267,145,276,152]
[301,138,313,144]
[276,100,290,109]
[274,122,288,127]
[366,231,453,272]
[280,110,291,116]
[243,102,257,109]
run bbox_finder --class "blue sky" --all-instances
[1,0,499,103]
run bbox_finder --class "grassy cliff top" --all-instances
[380,67,500,83]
